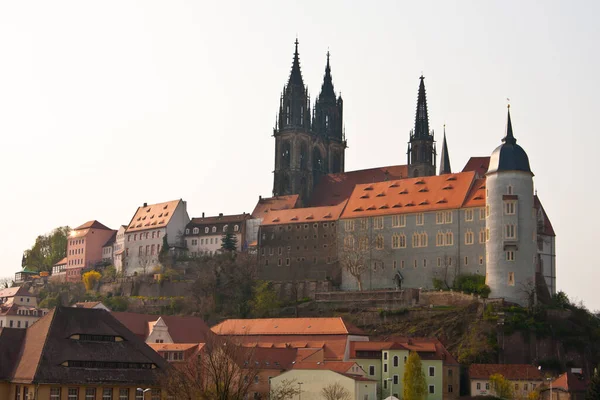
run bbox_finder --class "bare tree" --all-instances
[163,335,259,400]
[270,379,301,400]
[433,254,456,289]
[338,232,388,291]
[137,253,158,276]
[0,277,13,289]
[321,382,352,400]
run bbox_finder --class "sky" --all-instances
[1,1,598,308]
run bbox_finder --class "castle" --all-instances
[260,40,556,306]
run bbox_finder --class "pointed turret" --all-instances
[414,75,430,138]
[487,105,532,175]
[503,106,516,145]
[277,39,311,131]
[439,126,452,175]
[407,75,436,177]
[313,50,344,142]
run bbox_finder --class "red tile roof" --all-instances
[252,195,300,218]
[340,171,478,219]
[293,361,357,373]
[0,286,33,299]
[212,317,365,336]
[309,165,409,207]
[462,157,490,177]
[54,257,68,266]
[74,220,113,231]
[550,372,588,393]
[221,336,348,361]
[260,201,348,226]
[462,178,486,208]
[381,337,458,364]
[148,343,203,352]
[534,195,556,236]
[468,364,543,380]
[125,199,183,233]
[111,312,211,343]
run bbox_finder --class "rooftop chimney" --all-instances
[219,213,223,217]
[202,212,205,218]
[143,202,148,207]
[259,195,262,200]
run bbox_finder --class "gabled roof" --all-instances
[260,201,347,226]
[111,312,211,343]
[74,220,112,231]
[468,364,543,380]
[379,337,459,364]
[11,307,169,385]
[187,213,250,227]
[340,171,478,219]
[212,317,365,336]
[293,361,357,373]
[462,178,486,208]
[550,372,588,393]
[462,156,490,177]
[125,199,183,233]
[0,328,26,380]
[309,165,409,207]
[0,286,33,298]
[54,257,68,267]
[101,231,118,248]
[251,195,300,218]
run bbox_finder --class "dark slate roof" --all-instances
[111,312,212,344]
[11,307,169,385]
[487,109,532,175]
[101,231,118,248]
[0,328,26,381]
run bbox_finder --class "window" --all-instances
[505,224,516,239]
[344,235,355,249]
[515,383,519,391]
[212,226,217,233]
[139,246,143,256]
[151,389,161,400]
[508,272,515,286]
[486,204,490,218]
[429,366,435,376]
[392,215,406,227]
[383,352,388,360]
[464,256,468,266]
[507,185,513,194]
[507,251,515,262]
[445,231,453,246]
[359,218,369,230]
[193,228,199,234]
[254,375,259,384]
[286,258,290,266]
[477,383,481,390]
[393,355,399,367]
[205,227,209,233]
[416,213,424,225]
[486,383,490,390]
[479,208,486,220]
[369,365,375,376]
[436,212,444,224]
[505,201,516,215]
[465,209,473,221]
[383,380,388,389]
[345,220,355,232]
[384,364,388,372]
[68,388,79,400]
[86,388,96,400]
[448,369,453,377]
[429,385,435,394]
[392,233,406,249]
[393,375,399,385]
[50,388,61,399]
[436,231,444,246]
[448,384,453,393]
[465,229,474,245]
[479,256,484,265]
[486,228,490,241]
[135,391,144,400]
[373,217,384,230]
[524,384,528,391]
[376,235,384,250]
[119,389,129,399]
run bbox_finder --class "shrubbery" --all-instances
[452,274,491,298]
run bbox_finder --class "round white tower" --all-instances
[485,106,536,305]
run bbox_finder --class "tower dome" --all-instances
[487,106,532,175]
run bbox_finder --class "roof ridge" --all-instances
[28,307,57,382]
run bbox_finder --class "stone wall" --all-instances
[272,280,332,301]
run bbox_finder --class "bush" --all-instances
[453,274,491,298]
[82,271,102,291]
[105,296,129,312]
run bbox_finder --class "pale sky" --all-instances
[1,1,598,308]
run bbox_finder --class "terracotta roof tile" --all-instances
[293,361,357,373]
[379,337,459,364]
[101,231,118,248]
[550,372,588,393]
[462,156,490,177]
[462,178,486,208]
[74,220,112,231]
[54,257,68,266]
[468,364,543,380]
[73,301,102,309]
[0,286,33,299]
[309,165,409,207]
[212,317,365,336]
[341,171,478,219]
[218,336,348,361]
[260,201,347,226]
[251,195,300,218]
[125,199,183,233]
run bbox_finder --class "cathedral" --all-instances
[260,41,556,306]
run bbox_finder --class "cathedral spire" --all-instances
[313,50,343,141]
[439,125,452,175]
[288,38,304,87]
[503,104,516,145]
[414,75,430,138]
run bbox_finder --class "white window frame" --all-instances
[392,214,406,227]
[416,213,424,226]
[373,217,384,230]
[507,251,515,262]
[465,209,473,221]
[345,220,355,232]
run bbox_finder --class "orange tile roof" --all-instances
[462,156,490,177]
[217,336,349,361]
[54,257,68,266]
[212,317,365,336]
[0,286,33,298]
[340,171,478,219]
[468,364,543,380]
[260,201,348,226]
[462,178,486,208]
[147,343,203,352]
[251,195,300,218]
[377,337,459,364]
[550,372,588,393]
[293,361,356,373]
[125,199,182,233]
[309,165,409,207]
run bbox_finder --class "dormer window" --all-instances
[212,227,217,233]
[205,227,209,233]
[185,229,190,234]
[234,225,239,232]
[223,225,228,232]
[193,228,199,234]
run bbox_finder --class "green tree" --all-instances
[403,351,427,400]
[159,235,170,266]
[23,226,70,272]
[490,373,514,399]
[586,365,600,400]
[251,281,280,317]
[221,227,238,252]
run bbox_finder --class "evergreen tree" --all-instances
[586,365,600,400]
[159,235,170,265]
[403,351,427,400]
[221,227,238,252]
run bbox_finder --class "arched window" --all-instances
[234,225,239,232]
[344,235,355,249]
[212,226,217,233]
[299,142,308,169]
[205,227,209,234]
[393,356,399,367]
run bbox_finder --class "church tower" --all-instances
[272,42,346,204]
[273,39,313,201]
[407,76,436,177]
[439,126,452,175]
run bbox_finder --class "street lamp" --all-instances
[298,382,303,400]
[136,388,151,400]
[538,366,552,400]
